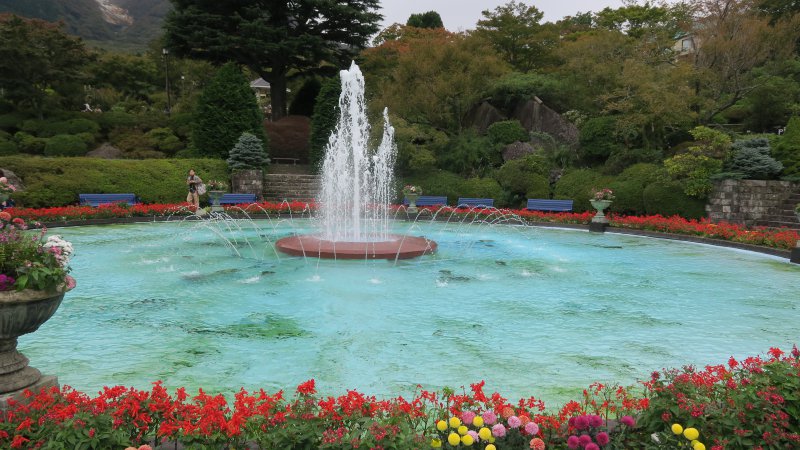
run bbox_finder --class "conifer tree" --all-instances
[193,63,266,158]
[227,132,269,171]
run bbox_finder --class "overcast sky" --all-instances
[379,0,628,31]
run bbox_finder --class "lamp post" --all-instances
[162,48,171,115]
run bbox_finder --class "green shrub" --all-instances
[553,169,615,212]
[609,163,668,215]
[460,177,505,205]
[664,153,723,198]
[393,117,448,174]
[44,134,88,157]
[401,170,465,204]
[774,116,800,176]
[145,128,185,155]
[309,75,340,171]
[0,156,229,207]
[406,147,437,172]
[643,180,707,219]
[0,139,18,155]
[38,118,100,137]
[75,132,96,147]
[493,154,551,206]
[578,116,621,165]
[94,111,138,131]
[14,132,48,155]
[603,146,662,174]
[193,62,266,159]
[0,112,30,131]
[486,120,528,145]
[487,72,569,111]
[435,131,499,177]
[725,137,782,179]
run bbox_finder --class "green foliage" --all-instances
[192,63,266,159]
[392,117,448,174]
[460,177,505,204]
[603,146,663,175]
[145,128,184,155]
[35,118,101,137]
[165,0,381,120]
[401,170,465,204]
[0,156,229,207]
[643,180,707,219]
[487,72,569,111]
[43,134,88,157]
[609,163,668,215]
[487,120,528,145]
[664,153,723,198]
[578,116,621,165]
[13,132,48,155]
[553,169,615,212]
[309,76,340,171]
[93,111,138,131]
[688,126,732,159]
[474,1,554,73]
[493,154,551,206]
[0,139,18,155]
[227,132,269,171]
[774,116,800,176]
[406,11,444,28]
[435,131,499,177]
[725,138,783,179]
[288,78,322,117]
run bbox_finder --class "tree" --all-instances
[474,1,557,73]
[0,14,92,119]
[193,63,267,159]
[227,132,269,170]
[164,0,382,121]
[309,75,340,171]
[406,11,444,29]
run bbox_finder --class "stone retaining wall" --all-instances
[231,170,263,201]
[707,179,798,226]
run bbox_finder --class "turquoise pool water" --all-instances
[20,219,800,405]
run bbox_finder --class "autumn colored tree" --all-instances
[0,14,92,119]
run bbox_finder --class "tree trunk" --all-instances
[269,71,288,122]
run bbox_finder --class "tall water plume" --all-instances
[317,62,397,242]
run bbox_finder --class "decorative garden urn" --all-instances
[0,277,73,396]
[406,193,420,214]
[208,190,225,212]
[590,199,612,224]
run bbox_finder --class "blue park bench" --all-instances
[456,197,495,208]
[79,193,139,207]
[402,195,448,207]
[219,193,257,205]
[526,199,574,212]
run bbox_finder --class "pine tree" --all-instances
[227,132,269,171]
[192,63,267,159]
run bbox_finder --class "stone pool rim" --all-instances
[35,214,794,261]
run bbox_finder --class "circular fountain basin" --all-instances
[275,234,437,259]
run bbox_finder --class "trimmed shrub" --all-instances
[493,154,551,206]
[487,120,528,145]
[145,128,185,155]
[193,63,266,159]
[609,163,668,215]
[0,139,18,155]
[460,177,505,205]
[309,75,341,171]
[0,156,229,207]
[406,147,437,173]
[643,180,707,219]
[14,132,47,155]
[94,111,138,131]
[0,112,30,131]
[603,146,662,175]
[44,134,88,157]
[38,118,100,137]
[227,132,269,171]
[401,170,465,204]
[553,169,615,212]
[725,138,782,179]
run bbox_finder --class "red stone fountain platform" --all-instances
[275,235,437,260]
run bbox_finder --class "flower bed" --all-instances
[2,203,798,251]
[1,349,798,449]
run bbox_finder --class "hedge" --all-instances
[0,156,229,207]
[553,169,615,212]
[609,163,668,215]
[642,180,707,219]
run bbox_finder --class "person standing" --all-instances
[186,169,203,210]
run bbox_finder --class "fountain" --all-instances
[275,62,436,259]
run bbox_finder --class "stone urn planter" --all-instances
[208,190,225,212]
[0,277,73,395]
[590,199,612,223]
[406,193,420,214]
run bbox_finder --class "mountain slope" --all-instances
[0,0,170,50]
